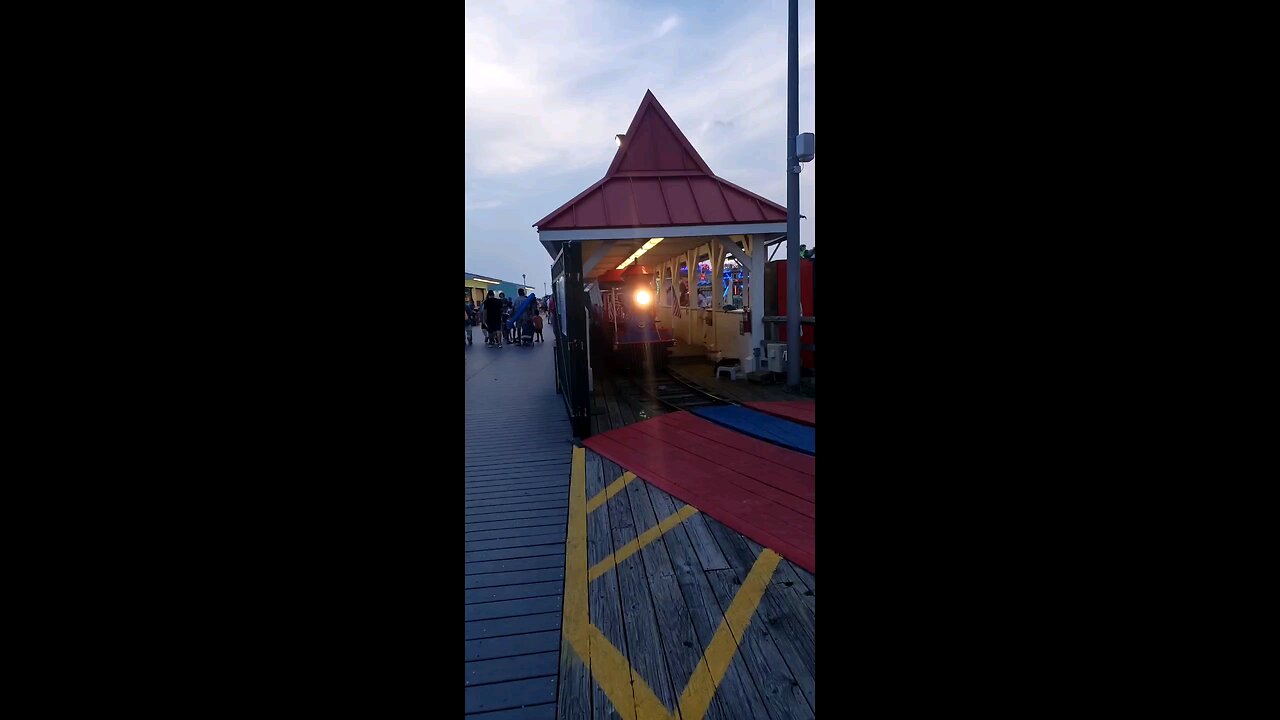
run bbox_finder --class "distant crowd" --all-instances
[465,288,551,348]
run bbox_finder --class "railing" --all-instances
[551,243,591,438]
[762,315,816,352]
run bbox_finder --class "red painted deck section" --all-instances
[743,400,815,427]
[583,412,815,573]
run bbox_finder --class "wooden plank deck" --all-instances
[584,412,817,574]
[466,338,576,720]
[555,374,815,720]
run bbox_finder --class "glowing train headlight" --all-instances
[633,289,652,306]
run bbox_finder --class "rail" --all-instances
[612,368,733,414]
[761,316,816,352]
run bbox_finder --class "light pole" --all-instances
[785,0,801,391]
[785,0,814,391]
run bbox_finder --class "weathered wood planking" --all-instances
[556,449,591,720]
[465,509,569,526]
[467,580,564,605]
[585,451,631,720]
[704,518,815,714]
[465,453,570,471]
[464,484,566,498]
[467,506,569,521]
[466,525,567,542]
[466,595,565,622]
[623,469,730,720]
[464,450,572,462]
[740,535,815,620]
[578,399,808,717]
[464,467,571,482]
[464,478,570,492]
[603,456,682,716]
[465,458,572,473]
[468,476,569,490]
[555,359,819,720]
[610,382,639,426]
[464,473,564,485]
[467,630,562,662]
[465,611,562,641]
[465,496,567,511]
[464,475,567,488]
[465,496,568,512]
[602,380,626,436]
[464,457,569,467]
[682,511,732,572]
[466,534,567,553]
[476,703,557,720]
[464,472,570,484]
[465,499,570,515]
[590,382,608,436]
[466,339,573,719]
[703,569,814,720]
[467,485,568,500]
[785,563,815,596]
[757,558,819,620]
[465,438,570,448]
[466,499,569,515]
[466,513,567,533]
[465,566,565,590]
[557,631,591,720]
[465,676,559,715]
[703,520,814,715]
[468,651,560,686]
[642,481,768,720]
[465,555,565,576]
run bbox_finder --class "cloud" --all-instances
[465,2,811,180]
[465,199,502,211]
[465,0,816,283]
[655,15,680,38]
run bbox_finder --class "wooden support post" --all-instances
[711,238,727,351]
[749,235,766,363]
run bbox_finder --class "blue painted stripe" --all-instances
[691,404,816,455]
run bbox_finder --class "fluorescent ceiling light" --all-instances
[616,238,664,270]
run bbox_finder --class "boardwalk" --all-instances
[554,376,816,720]
[466,336,577,720]
[465,338,815,720]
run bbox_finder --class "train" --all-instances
[589,264,674,371]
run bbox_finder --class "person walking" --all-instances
[465,295,478,345]
[497,292,512,345]
[482,290,504,348]
[518,290,537,345]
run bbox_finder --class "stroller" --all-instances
[518,314,535,346]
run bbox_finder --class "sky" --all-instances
[465,0,815,291]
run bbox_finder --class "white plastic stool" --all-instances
[716,365,739,381]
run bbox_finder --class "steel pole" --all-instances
[785,0,801,390]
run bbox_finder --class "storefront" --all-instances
[464,272,536,305]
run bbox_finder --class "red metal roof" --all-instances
[534,91,787,231]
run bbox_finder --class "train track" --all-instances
[611,366,733,415]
